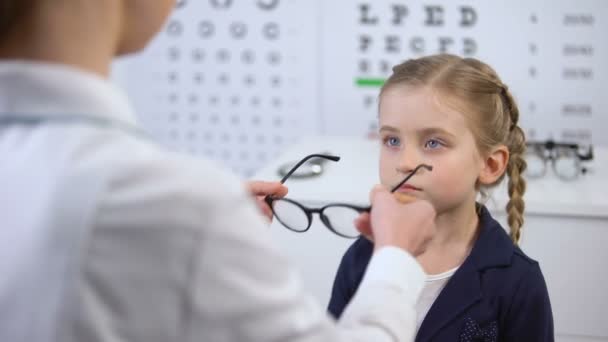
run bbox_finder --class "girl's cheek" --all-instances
[379,154,394,171]
[430,172,450,188]
[379,160,397,186]
[378,169,392,187]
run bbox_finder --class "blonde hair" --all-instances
[380,54,526,244]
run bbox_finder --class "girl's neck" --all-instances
[416,199,480,275]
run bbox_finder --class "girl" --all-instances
[329,54,554,341]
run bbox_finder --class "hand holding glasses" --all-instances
[266,153,432,238]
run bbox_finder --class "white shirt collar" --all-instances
[425,265,460,282]
[0,60,137,126]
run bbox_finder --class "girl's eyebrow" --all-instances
[418,127,456,139]
[379,125,400,133]
[379,125,456,139]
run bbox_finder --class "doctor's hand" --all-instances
[246,181,288,222]
[355,185,436,257]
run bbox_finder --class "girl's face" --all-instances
[117,0,175,55]
[378,85,485,214]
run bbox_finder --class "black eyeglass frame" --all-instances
[265,153,433,238]
[526,140,593,180]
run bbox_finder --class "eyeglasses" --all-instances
[525,140,594,181]
[265,153,432,238]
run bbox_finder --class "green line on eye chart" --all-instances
[355,78,386,87]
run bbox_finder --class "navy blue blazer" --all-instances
[328,205,554,341]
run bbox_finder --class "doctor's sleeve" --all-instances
[186,188,425,342]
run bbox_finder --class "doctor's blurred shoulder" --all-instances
[0,1,435,341]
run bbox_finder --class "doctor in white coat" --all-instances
[0,0,436,341]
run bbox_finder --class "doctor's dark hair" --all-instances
[380,54,527,245]
[0,0,36,38]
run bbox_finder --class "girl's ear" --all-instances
[478,145,509,185]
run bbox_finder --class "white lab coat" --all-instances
[0,61,425,342]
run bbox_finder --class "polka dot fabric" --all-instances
[459,316,498,342]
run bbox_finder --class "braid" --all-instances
[501,86,527,244]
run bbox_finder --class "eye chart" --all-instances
[122,0,320,176]
[321,0,607,143]
[118,0,607,176]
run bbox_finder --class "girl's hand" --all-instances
[245,181,288,222]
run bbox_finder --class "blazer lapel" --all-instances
[415,205,514,342]
[415,258,482,342]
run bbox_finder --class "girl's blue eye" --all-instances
[386,137,400,147]
[425,139,442,149]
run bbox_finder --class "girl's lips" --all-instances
[398,184,421,192]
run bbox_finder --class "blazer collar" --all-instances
[416,205,514,342]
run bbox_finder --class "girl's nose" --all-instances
[396,150,421,174]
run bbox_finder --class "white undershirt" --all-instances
[415,266,460,332]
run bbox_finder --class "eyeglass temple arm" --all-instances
[264,154,340,206]
[361,163,433,212]
[278,154,340,184]
[389,164,433,192]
